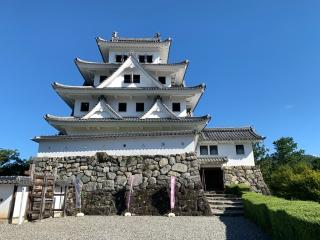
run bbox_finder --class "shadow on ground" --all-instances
[219,216,270,240]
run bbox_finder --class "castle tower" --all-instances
[33,33,210,157]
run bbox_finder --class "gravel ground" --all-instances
[0,216,269,240]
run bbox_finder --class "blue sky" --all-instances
[0,1,319,158]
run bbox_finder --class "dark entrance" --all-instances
[200,168,224,192]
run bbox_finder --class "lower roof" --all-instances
[32,130,196,142]
[33,126,264,143]
[0,176,33,186]
[198,156,228,164]
[199,127,264,142]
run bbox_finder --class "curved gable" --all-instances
[97,56,163,88]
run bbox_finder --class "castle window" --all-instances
[147,55,153,63]
[136,103,144,112]
[200,146,208,155]
[115,54,128,63]
[210,145,218,155]
[124,74,131,83]
[118,103,127,112]
[99,75,108,83]
[172,102,181,112]
[139,55,145,63]
[236,145,245,155]
[133,75,140,83]
[115,55,122,63]
[80,102,89,112]
[158,76,166,84]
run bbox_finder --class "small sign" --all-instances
[127,175,134,210]
[170,176,176,210]
[73,176,82,209]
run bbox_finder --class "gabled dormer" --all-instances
[141,98,179,119]
[97,56,164,88]
[82,98,122,119]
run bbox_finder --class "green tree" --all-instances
[272,137,304,165]
[0,149,30,176]
[253,142,269,162]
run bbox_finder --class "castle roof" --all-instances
[75,58,188,86]
[0,176,33,186]
[44,114,211,135]
[32,130,196,142]
[199,127,264,142]
[197,156,228,164]
[96,33,171,63]
[52,82,205,111]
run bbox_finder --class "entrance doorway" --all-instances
[200,168,224,192]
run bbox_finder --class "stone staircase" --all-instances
[204,192,244,216]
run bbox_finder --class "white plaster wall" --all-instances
[196,142,255,166]
[53,186,65,217]
[37,135,196,157]
[74,98,98,117]
[163,98,187,117]
[73,96,187,118]
[0,184,13,220]
[107,96,154,118]
[109,51,161,64]
[0,185,29,223]
[12,186,29,224]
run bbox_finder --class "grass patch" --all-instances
[224,183,251,196]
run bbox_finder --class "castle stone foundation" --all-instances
[223,166,270,194]
[34,152,212,216]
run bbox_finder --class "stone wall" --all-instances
[34,152,212,216]
[223,166,270,195]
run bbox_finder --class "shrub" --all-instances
[242,192,320,240]
[224,183,251,196]
[269,163,320,202]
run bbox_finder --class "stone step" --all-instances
[207,200,243,205]
[211,209,244,216]
[204,192,236,197]
[209,204,243,211]
[206,196,242,201]
[204,191,225,194]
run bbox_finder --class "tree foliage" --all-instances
[257,137,320,202]
[0,149,30,176]
[253,142,269,162]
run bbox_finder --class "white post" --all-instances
[18,186,27,224]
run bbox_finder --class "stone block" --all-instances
[172,163,188,173]
[168,171,180,177]
[133,174,143,186]
[116,176,127,186]
[152,170,160,177]
[159,158,168,167]
[148,177,157,185]
[81,175,90,184]
[142,169,151,178]
[107,172,117,180]
[160,165,171,174]
[84,170,92,176]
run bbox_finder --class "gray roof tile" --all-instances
[198,156,228,163]
[199,127,264,142]
[0,176,33,185]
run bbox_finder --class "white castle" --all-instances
[33,32,263,191]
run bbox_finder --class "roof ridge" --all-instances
[75,57,187,66]
[204,126,253,131]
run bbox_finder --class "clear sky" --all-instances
[0,1,319,159]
